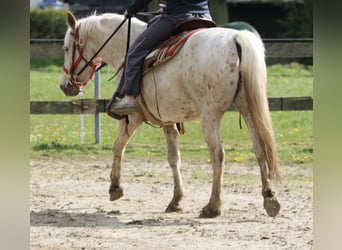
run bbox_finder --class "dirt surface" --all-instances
[30,156,313,249]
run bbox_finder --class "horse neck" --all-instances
[83,15,146,70]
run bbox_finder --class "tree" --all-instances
[209,0,228,25]
[282,0,313,38]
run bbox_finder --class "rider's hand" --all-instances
[123,10,131,19]
[158,3,165,14]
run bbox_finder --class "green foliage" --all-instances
[30,60,313,165]
[30,8,68,39]
[208,0,229,25]
[30,58,63,69]
[281,0,313,38]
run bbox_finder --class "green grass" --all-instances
[30,59,313,165]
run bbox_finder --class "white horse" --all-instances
[60,12,281,218]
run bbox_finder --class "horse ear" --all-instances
[66,11,76,31]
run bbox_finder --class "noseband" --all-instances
[63,24,101,88]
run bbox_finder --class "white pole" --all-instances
[94,71,101,144]
[79,87,85,144]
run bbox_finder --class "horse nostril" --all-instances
[60,84,67,94]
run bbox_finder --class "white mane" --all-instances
[77,13,147,40]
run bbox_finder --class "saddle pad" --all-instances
[142,29,201,74]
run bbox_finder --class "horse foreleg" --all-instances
[200,117,225,218]
[163,124,184,213]
[109,117,142,201]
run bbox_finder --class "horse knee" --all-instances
[217,147,225,163]
[210,146,225,166]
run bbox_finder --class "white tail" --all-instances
[235,30,280,181]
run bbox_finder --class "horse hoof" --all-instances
[165,204,183,213]
[199,205,221,218]
[263,197,280,217]
[109,185,123,201]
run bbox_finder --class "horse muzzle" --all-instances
[60,78,81,96]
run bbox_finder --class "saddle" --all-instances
[108,19,216,125]
[142,18,216,74]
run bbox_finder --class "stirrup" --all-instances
[106,94,127,120]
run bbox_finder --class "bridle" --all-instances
[63,24,102,88]
[63,17,129,89]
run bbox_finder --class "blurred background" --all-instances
[30,0,312,39]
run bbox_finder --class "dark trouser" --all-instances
[115,13,212,98]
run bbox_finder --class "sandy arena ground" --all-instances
[30,156,312,249]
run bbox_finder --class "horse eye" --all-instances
[63,46,69,52]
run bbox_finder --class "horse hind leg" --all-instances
[163,124,184,213]
[249,115,280,217]
[247,113,280,217]
[234,93,280,217]
[199,115,225,218]
[109,116,142,201]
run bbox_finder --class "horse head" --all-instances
[60,11,102,96]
